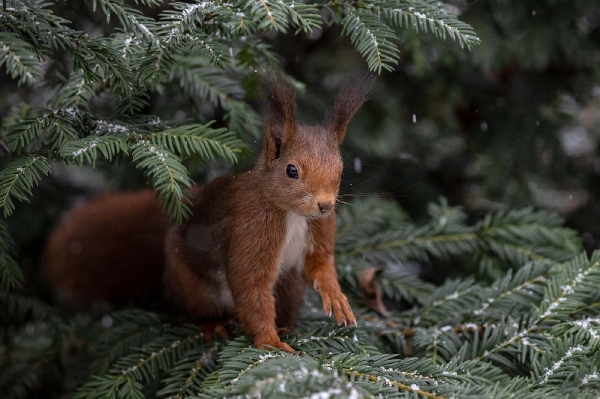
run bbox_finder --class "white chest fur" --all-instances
[277,212,310,274]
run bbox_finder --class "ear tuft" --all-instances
[260,71,297,160]
[326,73,376,143]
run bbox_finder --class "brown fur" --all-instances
[44,72,374,352]
[45,190,170,306]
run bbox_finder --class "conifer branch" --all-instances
[131,140,193,223]
[4,109,80,152]
[149,123,246,162]
[336,198,581,281]
[0,33,43,86]
[60,136,129,167]
[378,0,481,50]
[92,311,170,374]
[0,155,51,217]
[341,9,399,74]
[0,218,22,290]
[344,368,447,399]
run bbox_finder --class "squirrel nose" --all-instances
[318,202,334,214]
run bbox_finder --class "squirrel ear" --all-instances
[326,73,376,144]
[260,71,298,161]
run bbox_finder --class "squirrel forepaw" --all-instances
[320,290,356,327]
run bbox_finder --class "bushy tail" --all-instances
[44,190,172,307]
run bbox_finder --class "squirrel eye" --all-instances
[286,164,299,179]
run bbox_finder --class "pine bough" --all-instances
[8,2,599,399]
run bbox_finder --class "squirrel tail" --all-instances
[43,190,171,308]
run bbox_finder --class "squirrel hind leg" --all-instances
[201,319,233,342]
[164,227,235,322]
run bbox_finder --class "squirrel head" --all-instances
[258,72,375,218]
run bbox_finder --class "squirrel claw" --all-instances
[324,295,355,327]
[278,342,295,354]
[256,336,295,354]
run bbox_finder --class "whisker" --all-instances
[342,162,386,172]
[335,199,352,206]
[335,199,385,228]
[339,193,410,198]
[339,181,421,198]
[339,171,386,193]
[340,173,372,188]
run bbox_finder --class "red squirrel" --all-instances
[45,72,374,353]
